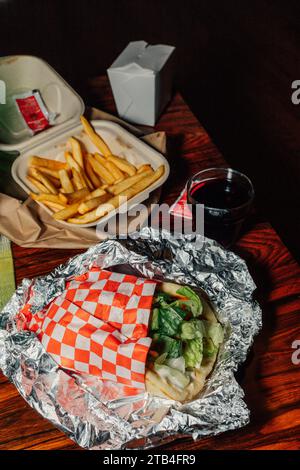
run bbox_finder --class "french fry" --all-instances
[78,170,87,188]
[59,169,74,193]
[85,187,107,200]
[78,194,110,215]
[85,157,102,188]
[58,193,68,204]
[113,177,124,185]
[126,165,164,195]
[108,169,153,195]
[137,164,152,174]
[28,167,57,194]
[29,156,67,171]
[68,137,84,168]
[35,167,61,179]
[67,166,165,224]
[65,151,81,172]
[80,115,112,157]
[30,193,66,205]
[107,155,136,176]
[66,188,90,204]
[68,201,115,224]
[53,202,81,221]
[87,154,115,184]
[93,153,106,165]
[94,153,125,181]
[27,177,49,194]
[29,191,41,200]
[43,201,66,212]
[72,168,85,190]
[103,166,163,207]
[105,160,125,181]
[47,175,61,188]
[80,168,94,190]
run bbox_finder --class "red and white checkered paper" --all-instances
[20,267,157,389]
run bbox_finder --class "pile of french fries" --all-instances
[27,116,165,224]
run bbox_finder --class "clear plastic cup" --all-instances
[187,168,254,247]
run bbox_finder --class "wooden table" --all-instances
[1,77,300,451]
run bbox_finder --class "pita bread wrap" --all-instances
[146,281,223,403]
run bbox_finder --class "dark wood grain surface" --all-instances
[1,77,300,451]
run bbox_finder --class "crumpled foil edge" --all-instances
[0,228,262,449]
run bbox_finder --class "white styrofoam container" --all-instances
[12,120,170,228]
[0,55,84,152]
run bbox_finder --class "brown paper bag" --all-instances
[0,108,166,249]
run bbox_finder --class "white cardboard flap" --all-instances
[108,73,155,122]
[109,41,175,74]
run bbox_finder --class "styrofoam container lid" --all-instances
[0,55,84,152]
[12,120,170,228]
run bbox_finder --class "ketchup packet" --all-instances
[13,89,56,135]
[169,185,193,219]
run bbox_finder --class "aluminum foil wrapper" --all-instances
[0,228,262,449]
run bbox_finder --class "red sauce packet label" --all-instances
[15,95,50,133]
[14,90,55,134]
[169,186,193,219]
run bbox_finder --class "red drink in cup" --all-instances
[187,168,254,247]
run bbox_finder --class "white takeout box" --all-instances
[4,55,169,228]
[11,120,170,227]
[107,41,175,126]
[0,55,84,152]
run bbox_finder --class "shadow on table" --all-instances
[234,224,277,430]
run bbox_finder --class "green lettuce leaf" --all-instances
[170,303,187,319]
[202,320,224,345]
[176,286,203,316]
[153,334,182,358]
[153,291,172,305]
[183,337,203,368]
[180,319,204,340]
[151,307,160,331]
[158,303,185,336]
[155,352,168,364]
